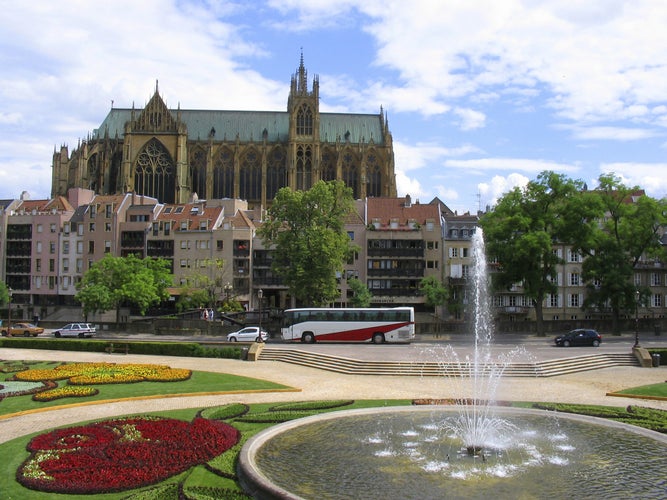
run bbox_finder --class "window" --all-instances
[164,222,170,236]
[426,260,438,269]
[63,241,70,254]
[49,259,55,272]
[449,247,459,258]
[462,264,470,277]
[180,221,188,230]
[78,223,84,236]
[651,273,661,286]
[569,273,580,286]
[89,222,95,232]
[569,293,580,307]
[105,222,112,232]
[105,241,111,253]
[36,224,43,233]
[347,231,355,241]
[653,294,662,307]
[427,241,439,250]
[49,241,56,254]
[36,241,42,253]
[462,247,469,258]
[181,240,190,249]
[63,222,70,234]
[568,249,582,262]
[426,221,434,231]
[76,241,83,254]
[199,220,208,230]
[49,276,55,289]
[180,259,189,268]
[50,223,56,233]
[35,259,41,272]
[62,276,70,289]
[105,204,112,218]
[62,258,69,272]
[76,258,83,273]
[548,294,559,308]
[216,240,223,251]
[90,204,97,218]
[88,241,95,254]
[634,273,641,286]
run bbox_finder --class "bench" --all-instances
[105,342,130,354]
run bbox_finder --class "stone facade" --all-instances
[51,57,397,208]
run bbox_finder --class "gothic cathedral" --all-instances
[51,57,397,207]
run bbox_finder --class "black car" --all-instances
[554,329,602,347]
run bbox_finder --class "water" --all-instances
[254,408,667,499]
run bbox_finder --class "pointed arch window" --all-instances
[296,103,313,136]
[366,153,382,197]
[134,138,175,203]
[87,154,99,192]
[296,145,312,190]
[240,149,261,201]
[321,149,336,181]
[109,151,122,194]
[342,151,359,198]
[213,148,234,198]
[190,148,207,198]
[266,147,287,199]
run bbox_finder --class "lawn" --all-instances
[0,360,293,416]
[611,382,667,398]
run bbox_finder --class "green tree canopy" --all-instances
[480,171,590,336]
[347,277,372,307]
[574,174,667,333]
[75,254,172,324]
[258,180,356,307]
[419,276,448,313]
[0,281,9,307]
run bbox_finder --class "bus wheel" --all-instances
[372,333,384,344]
[302,332,315,343]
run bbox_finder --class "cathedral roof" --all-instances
[93,108,386,145]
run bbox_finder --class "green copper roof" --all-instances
[93,109,385,145]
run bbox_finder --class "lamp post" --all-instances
[223,282,232,304]
[257,289,264,337]
[634,289,640,348]
[7,287,12,333]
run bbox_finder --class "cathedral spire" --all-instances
[298,49,308,94]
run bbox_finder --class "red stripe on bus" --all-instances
[291,322,412,342]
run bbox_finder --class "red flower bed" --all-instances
[18,416,239,494]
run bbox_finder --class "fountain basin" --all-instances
[239,406,667,499]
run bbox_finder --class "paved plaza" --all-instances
[1,346,665,445]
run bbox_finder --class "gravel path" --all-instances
[1,347,665,445]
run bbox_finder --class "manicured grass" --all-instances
[612,382,667,398]
[0,361,292,416]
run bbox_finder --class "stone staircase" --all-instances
[258,348,639,377]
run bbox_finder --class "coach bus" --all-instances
[280,307,415,344]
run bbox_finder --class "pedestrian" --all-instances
[203,309,209,321]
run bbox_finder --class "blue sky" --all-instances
[2,0,667,214]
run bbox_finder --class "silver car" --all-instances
[53,323,97,338]
[226,326,268,342]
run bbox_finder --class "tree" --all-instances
[177,258,228,310]
[347,277,372,307]
[76,254,172,325]
[258,180,356,306]
[0,281,9,308]
[419,276,448,313]
[480,171,589,336]
[573,174,667,333]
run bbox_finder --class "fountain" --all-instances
[238,229,667,499]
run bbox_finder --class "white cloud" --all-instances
[444,157,580,174]
[478,173,530,208]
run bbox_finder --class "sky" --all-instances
[2,1,667,215]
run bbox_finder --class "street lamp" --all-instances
[634,289,640,348]
[7,287,12,333]
[257,289,264,336]
[223,282,232,303]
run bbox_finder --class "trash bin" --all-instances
[652,353,661,367]
[241,347,249,361]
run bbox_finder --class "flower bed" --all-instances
[32,385,99,402]
[17,416,239,494]
[13,362,192,385]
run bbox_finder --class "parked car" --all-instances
[53,323,97,338]
[1,322,44,337]
[554,329,602,347]
[226,326,268,342]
